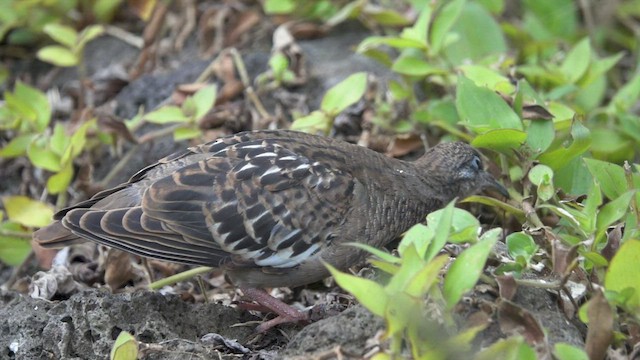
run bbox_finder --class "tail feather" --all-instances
[33,221,85,248]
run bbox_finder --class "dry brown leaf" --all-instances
[552,239,578,275]
[497,299,547,348]
[496,274,517,301]
[585,290,614,360]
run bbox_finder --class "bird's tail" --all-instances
[33,221,85,248]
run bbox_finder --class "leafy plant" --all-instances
[141,85,218,141]
[290,72,368,134]
[37,23,104,68]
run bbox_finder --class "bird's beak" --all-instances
[480,171,510,199]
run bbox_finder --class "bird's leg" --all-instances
[239,287,309,332]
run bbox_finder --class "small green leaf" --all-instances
[290,111,331,135]
[400,3,433,44]
[43,23,78,48]
[110,331,138,360]
[462,196,525,223]
[357,36,428,53]
[192,85,217,120]
[538,120,591,170]
[471,129,527,153]
[347,242,400,264]
[608,71,640,113]
[604,240,640,311]
[76,25,104,49]
[430,0,466,54]
[0,134,35,158]
[506,232,537,261]
[47,162,74,195]
[475,337,537,360]
[456,75,522,132]
[37,46,78,67]
[405,255,449,297]
[269,53,289,79]
[50,123,69,156]
[145,106,189,124]
[428,207,480,244]
[173,126,202,141]
[327,263,388,317]
[528,164,554,201]
[526,119,554,154]
[385,292,416,336]
[263,0,295,14]
[459,65,515,93]
[443,228,499,309]
[560,38,591,83]
[391,53,443,77]
[398,223,434,258]
[0,222,31,266]
[321,72,367,116]
[2,196,54,228]
[27,140,61,172]
[596,191,634,238]
[14,82,51,131]
[553,343,589,360]
[424,200,455,262]
[584,159,629,199]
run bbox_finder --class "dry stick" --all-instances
[129,1,169,80]
[228,48,271,120]
[96,144,139,188]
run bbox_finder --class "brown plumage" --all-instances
[34,130,508,331]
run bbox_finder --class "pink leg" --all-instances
[239,287,309,332]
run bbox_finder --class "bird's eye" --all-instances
[470,156,482,171]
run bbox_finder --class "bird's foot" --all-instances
[239,287,310,332]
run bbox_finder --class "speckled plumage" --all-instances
[35,130,506,291]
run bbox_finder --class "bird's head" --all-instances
[416,142,509,202]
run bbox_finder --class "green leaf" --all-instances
[145,106,189,124]
[604,240,640,311]
[553,343,589,360]
[405,255,449,297]
[506,232,537,261]
[400,3,432,44]
[476,337,537,360]
[459,65,515,93]
[398,223,434,258]
[42,23,78,48]
[391,53,443,76]
[263,0,295,14]
[584,159,628,199]
[538,120,591,170]
[0,222,31,266]
[607,71,640,113]
[192,85,217,120]
[14,82,51,131]
[62,119,95,164]
[47,162,74,195]
[327,263,388,317]
[596,191,634,237]
[528,164,554,201]
[428,207,480,244]
[443,2,507,64]
[290,111,331,135]
[456,75,522,132]
[0,134,35,158]
[269,53,289,79]
[385,291,417,337]
[430,0,466,54]
[321,72,367,116]
[27,140,61,172]
[526,120,554,154]
[357,36,427,53]
[173,126,202,141]
[424,200,455,262]
[76,25,104,50]
[471,129,527,153]
[462,195,526,223]
[347,242,400,264]
[443,228,499,309]
[386,245,424,294]
[50,123,69,156]
[110,331,138,360]
[2,196,54,228]
[37,45,78,67]
[560,38,591,83]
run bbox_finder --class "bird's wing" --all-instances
[61,137,355,269]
